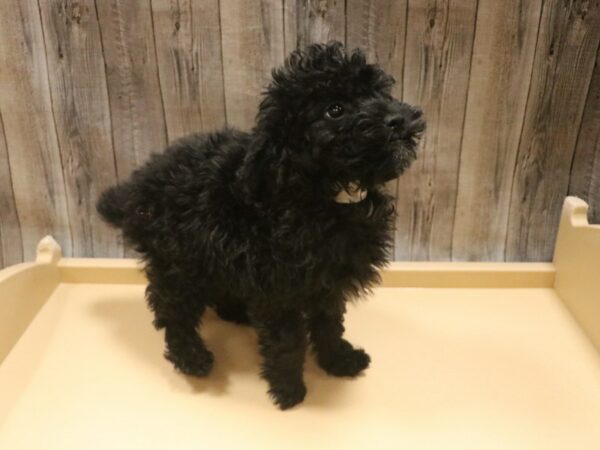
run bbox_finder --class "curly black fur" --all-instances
[97,42,425,409]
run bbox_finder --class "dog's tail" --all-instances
[96,184,130,228]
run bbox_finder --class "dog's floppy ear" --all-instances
[239,42,356,203]
[238,134,275,204]
[238,78,293,204]
[239,121,296,206]
[254,78,291,149]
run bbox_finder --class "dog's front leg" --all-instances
[309,301,371,377]
[251,308,307,410]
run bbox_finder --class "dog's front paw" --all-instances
[268,382,307,410]
[317,340,371,377]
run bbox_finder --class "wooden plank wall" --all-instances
[570,30,600,224]
[0,0,599,267]
[506,0,600,261]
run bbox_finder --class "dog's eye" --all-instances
[325,104,345,119]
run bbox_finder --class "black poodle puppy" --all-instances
[97,42,424,409]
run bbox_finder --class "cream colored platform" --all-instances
[1,197,599,450]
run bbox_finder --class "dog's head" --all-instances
[254,42,425,191]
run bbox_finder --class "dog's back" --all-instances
[97,129,249,256]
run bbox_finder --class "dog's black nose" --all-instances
[384,113,405,129]
[385,105,424,139]
[385,106,422,129]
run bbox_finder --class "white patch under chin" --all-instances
[334,182,368,204]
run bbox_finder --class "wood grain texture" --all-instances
[0,0,72,261]
[39,0,121,258]
[151,0,226,140]
[0,112,23,267]
[395,0,478,260]
[297,0,346,47]
[506,0,600,261]
[570,44,600,224]
[1,0,600,268]
[284,0,299,54]
[452,0,543,261]
[220,0,285,130]
[346,0,407,101]
[95,0,168,179]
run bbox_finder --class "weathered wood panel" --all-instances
[346,0,407,92]
[0,112,23,267]
[395,0,478,260]
[506,0,600,261]
[95,0,168,179]
[283,0,299,54]
[1,0,600,268]
[570,44,600,224]
[220,0,285,130]
[151,0,226,139]
[452,0,543,261]
[297,0,345,47]
[39,0,121,257]
[0,0,72,261]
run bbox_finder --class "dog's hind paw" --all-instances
[166,347,214,377]
[269,383,307,410]
[317,341,371,377]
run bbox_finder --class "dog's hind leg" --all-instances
[146,279,214,377]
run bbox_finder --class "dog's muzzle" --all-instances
[384,104,424,140]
